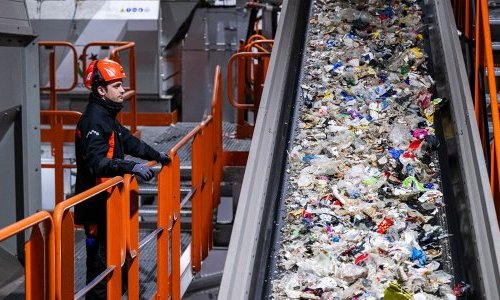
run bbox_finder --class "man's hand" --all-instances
[132,163,155,181]
[158,152,172,165]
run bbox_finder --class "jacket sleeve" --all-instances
[120,125,162,162]
[79,118,136,177]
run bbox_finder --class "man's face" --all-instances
[98,80,125,103]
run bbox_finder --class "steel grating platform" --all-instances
[127,122,251,166]
[74,229,192,299]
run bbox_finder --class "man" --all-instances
[75,59,171,299]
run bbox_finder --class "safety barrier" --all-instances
[53,176,124,299]
[121,173,141,299]
[0,211,55,299]
[38,42,79,111]
[0,66,224,299]
[150,66,223,299]
[473,0,500,225]
[227,35,273,139]
[40,110,82,205]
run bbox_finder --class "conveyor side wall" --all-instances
[218,1,312,299]
[425,0,500,298]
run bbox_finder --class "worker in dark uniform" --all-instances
[75,59,171,299]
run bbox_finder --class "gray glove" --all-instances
[132,163,154,181]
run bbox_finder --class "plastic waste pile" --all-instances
[272,0,457,299]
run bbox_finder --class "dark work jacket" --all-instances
[74,93,161,225]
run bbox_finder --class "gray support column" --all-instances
[22,40,41,217]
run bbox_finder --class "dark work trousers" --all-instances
[84,223,128,299]
[84,222,107,299]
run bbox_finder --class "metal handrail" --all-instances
[38,41,79,110]
[53,176,124,300]
[121,173,142,298]
[40,110,82,205]
[227,35,274,139]
[474,0,500,224]
[244,39,274,53]
[155,67,223,299]
[247,34,268,44]
[211,67,223,205]
[227,51,271,110]
[0,211,55,300]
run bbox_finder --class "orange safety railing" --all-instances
[155,66,223,299]
[227,35,273,139]
[122,173,141,299]
[38,42,79,111]
[53,176,125,300]
[0,211,55,300]
[0,66,223,299]
[473,0,500,225]
[40,110,82,205]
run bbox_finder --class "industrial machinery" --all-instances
[26,0,250,122]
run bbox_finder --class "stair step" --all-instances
[138,183,191,195]
[216,197,234,224]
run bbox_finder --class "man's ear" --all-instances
[97,85,106,97]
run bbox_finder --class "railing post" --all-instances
[157,158,173,299]
[237,41,247,136]
[123,175,140,300]
[49,51,56,110]
[25,225,47,300]
[53,116,65,205]
[201,126,209,260]
[212,67,223,207]
[191,133,203,273]
[170,156,181,299]
[204,121,214,254]
[60,211,75,299]
[107,186,124,300]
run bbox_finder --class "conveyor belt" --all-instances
[219,0,500,299]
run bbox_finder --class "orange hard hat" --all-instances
[84,59,126,89]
